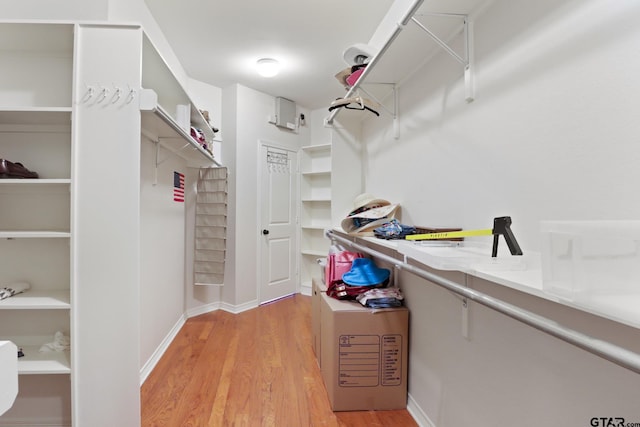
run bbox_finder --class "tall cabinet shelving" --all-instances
[299,143,332,290]
[1,21,217,426]
[0,22,74,424]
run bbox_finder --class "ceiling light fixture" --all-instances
[256,58,280,78]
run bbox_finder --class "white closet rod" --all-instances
[325,0,425,125]
[325,229,640,375]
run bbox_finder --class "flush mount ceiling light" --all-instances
[256,58,280,77]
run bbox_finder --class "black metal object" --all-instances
[492,216,523,257]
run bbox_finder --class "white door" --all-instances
[259,143,298,304]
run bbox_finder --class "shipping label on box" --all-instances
[320,293,408,411]
[337,334,404,388]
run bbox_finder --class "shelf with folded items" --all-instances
[0,309,71,375]
[16,345,71,375]
[0,291,70,310]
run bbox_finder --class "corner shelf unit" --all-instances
[300,144,332,288]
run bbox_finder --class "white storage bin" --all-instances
[541,221,640,302]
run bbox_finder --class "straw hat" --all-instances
[351,193,389,212]
[341,193,398,234]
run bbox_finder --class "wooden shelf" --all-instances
[301,170,331,176]
[0,108,72,127]
[0,179,70,185]
[301,143,331,152]
[301,224,331,230]
[17,346,70,375]
[140,94,217,167]
[0,291,70,310]
[0,231,70,238]
[301,197,331,203]
[302,249,328,257]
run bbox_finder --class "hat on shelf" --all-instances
[335,68,352,87]
[342,43,378,66]
[335,64,368,88]
[351,193,389,212]
[342,258,390,286]
[340,193,399,234]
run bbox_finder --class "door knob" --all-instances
[262,229,270,235]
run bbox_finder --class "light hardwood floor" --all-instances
[141,294,418,427]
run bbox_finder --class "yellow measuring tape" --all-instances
[404,217,523,257]
[405,228,493,241]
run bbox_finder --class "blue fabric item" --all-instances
[342,258,390,286]
[373,219,416,240]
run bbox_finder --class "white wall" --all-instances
[223,84,310,306]
[139,138,190,369]
[0,0,107,20]
[363,0,640,251]
[108,0,190,86]
[357,0,640,425]
[107,0,227,368]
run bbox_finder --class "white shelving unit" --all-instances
[300,143,332,289]
[140,101,216,167]
[141,35,218,168]
[0,21,74,425]
[325,0,476,130]
[1,21,219,426]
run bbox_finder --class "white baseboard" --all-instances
[186,301,222,318]
[139,314,186,385]
[218,299,259,314]
[300,283,312,296]
[407,393,436,427]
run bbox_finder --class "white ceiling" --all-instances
[143,0,394,110]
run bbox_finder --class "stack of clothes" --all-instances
[327,257,404,308]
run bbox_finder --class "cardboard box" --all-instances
[320,292,408,411]
[311,278,325,364]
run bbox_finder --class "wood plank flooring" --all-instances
[141,294,418,427]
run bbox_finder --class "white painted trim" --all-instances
[186,302,222,318]
[407,393,435,427]
[300,283,312,296]
[219,299,259,314]
[139,314,186,385]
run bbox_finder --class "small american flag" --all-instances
[173,171,185,202]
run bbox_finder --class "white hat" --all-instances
[342,43,378,66]
[351,193,390,212]
[341,203,399,234]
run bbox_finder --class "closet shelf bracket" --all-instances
[358,83,400,139]
[411,13,474,103]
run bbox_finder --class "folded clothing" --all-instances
[374,219,416,240]
[39,331,70,352]
[0,282,30,301]
[356,287,404,308]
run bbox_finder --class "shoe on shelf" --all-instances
[0,159,39,179]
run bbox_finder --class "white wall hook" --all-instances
[82,84,95,103]
[112,86,122,104]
